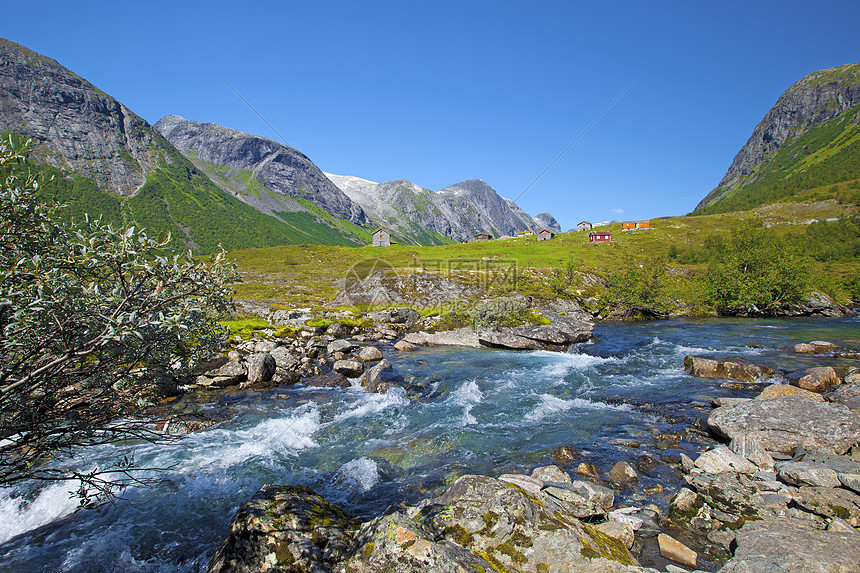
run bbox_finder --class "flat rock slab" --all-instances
[719,517,860,573]
[708,396,860,455]
[793,486,860,525]
[402,328,481,348]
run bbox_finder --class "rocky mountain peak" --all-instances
[0,37,163,196]
[533,212,561,232]
[155,116,368,226]
[696,62,860,211]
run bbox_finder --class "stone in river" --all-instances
[785,366,839,393]
[657,533,697,569]
[708,396,860,455]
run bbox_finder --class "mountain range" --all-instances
[0,38,558,252]
[2,37,857,253]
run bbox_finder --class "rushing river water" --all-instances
[0,316,858,572]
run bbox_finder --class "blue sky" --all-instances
[3,1,858,229]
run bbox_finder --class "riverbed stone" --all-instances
[846,367,860,385]
[393,340,416,351]
[361,359,394,394]
[354,346,383,362]
[657,533,697,569]
[719,517,860,573]
[790,340,839,354]
[776,461,841,488]
[245,352,276,384]
[207,485,359,573]
[792,486,860,525]
[594,521,634,549]
[827,384,860,413]
[607,461,638,486]
[531,464,572,484]
[684,356,773,383]
[333,359,364,378]
[498,473,544,496]
[694,444,758,474]
[402,328,481,348]
[785,366,839,393]
[570,480,615,511]
[730,434,775,470]
[327,339,354,355]
[551,445,581,464]
[304,372,350,388]
[756,382,825,402]
[708,396,860,455]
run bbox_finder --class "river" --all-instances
[0,316,857,572]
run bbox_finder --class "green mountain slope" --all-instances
[695,63,860,215]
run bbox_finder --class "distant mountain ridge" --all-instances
[0,38,367,252]
[695,62,860,214]
[154,116,368,228]
[326,173,558,243]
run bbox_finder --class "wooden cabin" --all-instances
[622,220,650,231]
[537,229,555,241]
[588,230,611,244]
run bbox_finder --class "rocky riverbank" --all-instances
[194,330,860,572]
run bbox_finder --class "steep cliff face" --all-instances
[155,116,367,227]
[696,62,860,213]
[327,173,555,243]
[0,38,166,196]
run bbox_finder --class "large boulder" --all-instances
[333,360,365,378]
[719,517,860,572]
[785,366,839,393]
[361,359,395,394]
[789,340,839,355]
[402,328,481,348]
[345,474,642,573]
[245,353,276,384]
[708,396,860,454]
[207,485,358,573]
[684,356,773,383]
[354,346,383,362]
[757,383,824,402]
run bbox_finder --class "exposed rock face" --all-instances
[719,517,860,573]
[155,116,367,226]
[533,212,561,232]
[696,62,860,211]
[0,38,163,195]
[326,173,556,244]
[207,485,359,573]
[707,396,860,454]
[344,474,641,573]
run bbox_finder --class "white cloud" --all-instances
[612,208,624,214]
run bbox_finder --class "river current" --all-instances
[1,316,857,572]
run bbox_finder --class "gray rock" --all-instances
[531,464,572,484]
[269,347,298,371]
[354,346,384,362]
[325,322,349,337]
[477,328,543,350]
[607,461,639,486]
[361,359,394,394]
[402,328,481,348]
[694,445,759,474]
[790,341,839,354]
[303,372,350,388]
[792,486,860,525]
[570,480,615,511]
[827,384,860,412]
[327,339,354,355]
[333,359,364,378]
[245,353,276,384]
[731,434,775,470]
[393,340,417,351]
[207,485,358,573]
[776,461,840,488]
[846,366,860,385]
[498,473,544,496]
[708,396,860,454]
[839,473,860,494]
[718,517,860,573]
[785,366,839,393]
[253,340,278,353]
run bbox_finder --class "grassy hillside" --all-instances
[32,136,371,254]
[227,209,860,314]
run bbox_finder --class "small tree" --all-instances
[605,254,669,318]
[0,137,238,504]
[705,219,812,315]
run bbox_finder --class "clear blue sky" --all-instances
[3,1,858,229]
